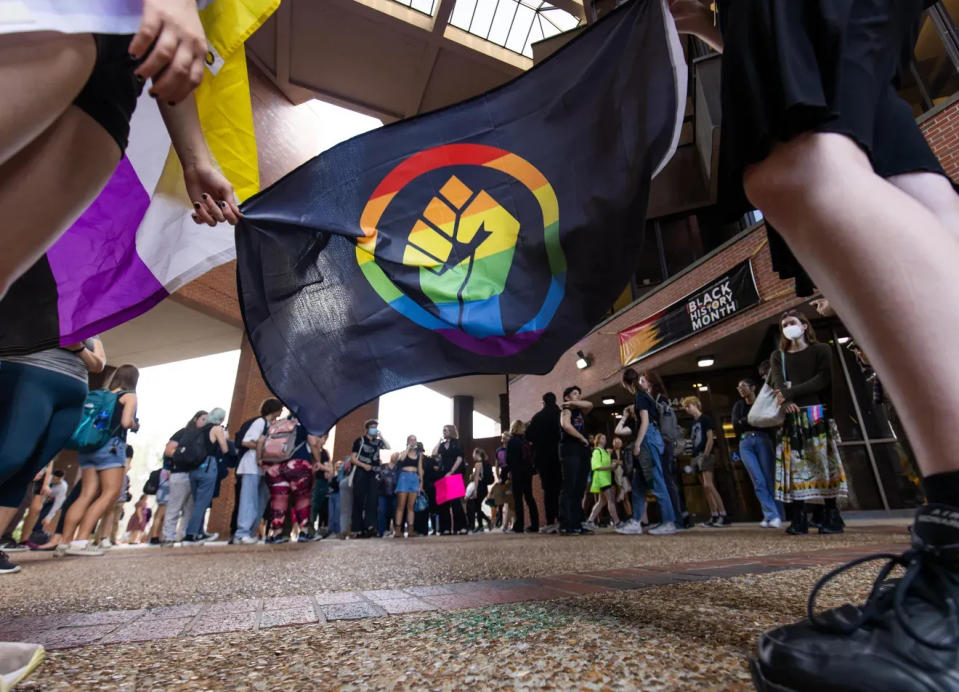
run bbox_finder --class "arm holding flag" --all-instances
[158,95,241,226]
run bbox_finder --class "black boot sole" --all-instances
[750,659,795,692]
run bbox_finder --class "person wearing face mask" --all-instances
[768,310,847,535]
[350,419,387,539]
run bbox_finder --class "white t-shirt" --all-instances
[237,417,267,476]
[47,480,68,515]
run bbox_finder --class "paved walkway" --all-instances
[0,540,905,651]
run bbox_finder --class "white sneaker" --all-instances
[615,520,644,535]
[99,539,113,549]
[648,521,678,535]
[760,519,770,528]
[238,536,259,545]
[65,543,104,557]
[582,521,598,531]
[768,517,782,529]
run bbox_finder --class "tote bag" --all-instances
[748,351,787,428]
[435,474,466,505]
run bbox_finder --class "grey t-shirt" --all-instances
[3,337,100,383]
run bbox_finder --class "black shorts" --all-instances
[717,0,948,294]
[73,34,144,155]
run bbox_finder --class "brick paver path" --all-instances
[0,542,905,650]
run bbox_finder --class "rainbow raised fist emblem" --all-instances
[404,175,519,332]
[357,143,566,357]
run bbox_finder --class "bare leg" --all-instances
[587,494,605,523]
[76,468,124,540]
[60,467,100,543]
[149,505,166,541]
[744,133,959,477]
[699,473,717,515]
[888,171,959,238]
[605,488,621,524]
[0,106,120,298]
[0,32,95,166]
[0,507,16,537]
[18,494,44,541]
[394,493,408,535]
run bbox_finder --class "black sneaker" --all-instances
[718,514,733,527]
[149,537,160,545]
[0,551,21,574]
[265,535,289,545]
[752,503,959,691]
[0,538,26,552]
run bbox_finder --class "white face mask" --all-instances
[783,324,805,341]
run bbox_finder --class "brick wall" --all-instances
[919,98,959,182]
[509,227,806,422]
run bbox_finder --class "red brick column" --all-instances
[207,335,277,536]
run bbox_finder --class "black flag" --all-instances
[236,0,685,433]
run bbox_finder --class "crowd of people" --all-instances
[0,308,852,574]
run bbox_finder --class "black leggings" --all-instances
[511,468,539,532]
[0,362,87,508]
[559,443,589,531]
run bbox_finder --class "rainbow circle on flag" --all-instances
[357,143,565,357]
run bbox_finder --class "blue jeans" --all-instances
[328,492,340,534]
[740,433,782,521]
[235,473,269,539]
[378,494,398,536]
[186,457,219,536]
[631,428,676,524]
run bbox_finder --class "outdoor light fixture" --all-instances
[602,397,615,405]
[698,385,709,392]
[697,356,715,368]
[575,350,589,370]
[837,337,851,345]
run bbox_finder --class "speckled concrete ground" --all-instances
[15,565,878,691]
[1,523,907,619]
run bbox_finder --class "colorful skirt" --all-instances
[775,405,847,502]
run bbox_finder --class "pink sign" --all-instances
[434,474,466,505]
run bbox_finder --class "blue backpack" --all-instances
[66,389,125,453]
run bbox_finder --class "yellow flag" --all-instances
[194,0,280,201]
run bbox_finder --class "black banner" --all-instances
[619,259,760,365]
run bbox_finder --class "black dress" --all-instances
[717,0,947,295]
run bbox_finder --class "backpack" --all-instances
[143,469,161,495]
[66,389,125,453]
[261,419,304,463]
[171,425,212,472]
[230,417,262,468]
[656,397,682,444]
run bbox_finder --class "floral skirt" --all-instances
[775,405,847,502]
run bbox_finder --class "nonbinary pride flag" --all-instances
[0,0,277,356]
[237,0,686,434]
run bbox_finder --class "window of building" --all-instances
[447,0,581,58]
[390,0,438,15]
[901,2,959,115]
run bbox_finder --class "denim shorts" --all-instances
[396,470,420,494]
[156,480,169,505]
[78,437,127,471]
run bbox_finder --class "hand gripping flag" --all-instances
[237,0,686,435]
[0,0,278,356]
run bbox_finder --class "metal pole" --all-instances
[832,328,890,512]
